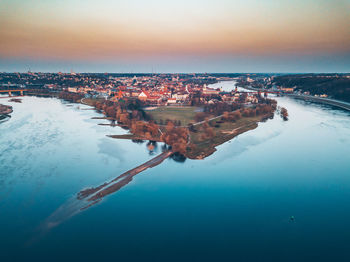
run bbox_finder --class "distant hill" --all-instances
[272,74,350,103]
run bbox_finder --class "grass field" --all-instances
[147,106,200,126]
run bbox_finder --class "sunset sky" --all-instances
[1,0,349,72]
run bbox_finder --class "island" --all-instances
[0,103,13,121]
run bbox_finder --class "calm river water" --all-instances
[1,81,350,261]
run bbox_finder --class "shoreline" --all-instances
[239,85,350,111]
[286,94,350,111]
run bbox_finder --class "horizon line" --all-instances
[1,71,350,75]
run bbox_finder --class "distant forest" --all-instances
[272,74,350,103]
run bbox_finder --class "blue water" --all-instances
[1,84,350,261]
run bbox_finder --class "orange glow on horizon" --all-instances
[1,0,349,62]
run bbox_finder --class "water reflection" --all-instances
[0,114,11,123]
[131,139,145,144]
[97,138,126,162]
[146,141,158,155]
[170,152,187,163]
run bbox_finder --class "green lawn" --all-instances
[147,106,200,126]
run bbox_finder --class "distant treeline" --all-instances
[272,74,350,103]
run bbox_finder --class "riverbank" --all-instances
[238,85,350,111]
[286,94,350,111]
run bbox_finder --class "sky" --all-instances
[0,0,349,73]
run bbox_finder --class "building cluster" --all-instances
[0,73,263,106]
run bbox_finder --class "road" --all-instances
[192,114,224,126]
[286,94,350,111]
[239,86,350,111]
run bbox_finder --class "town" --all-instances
[0,72,246,104]
[0,72,293,108]
[1,72,349,102]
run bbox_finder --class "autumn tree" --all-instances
[280,107,289,121]
[166,121,175,132]
[222,111,229,121]
[105,106,116,118]
[194,112,207,122]
[161,125,189,155]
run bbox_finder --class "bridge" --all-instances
[235,91,282,94]
[233,90,284,98]
[0,89,28,97]
[228,86,284,96]
[236,90,282,94]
